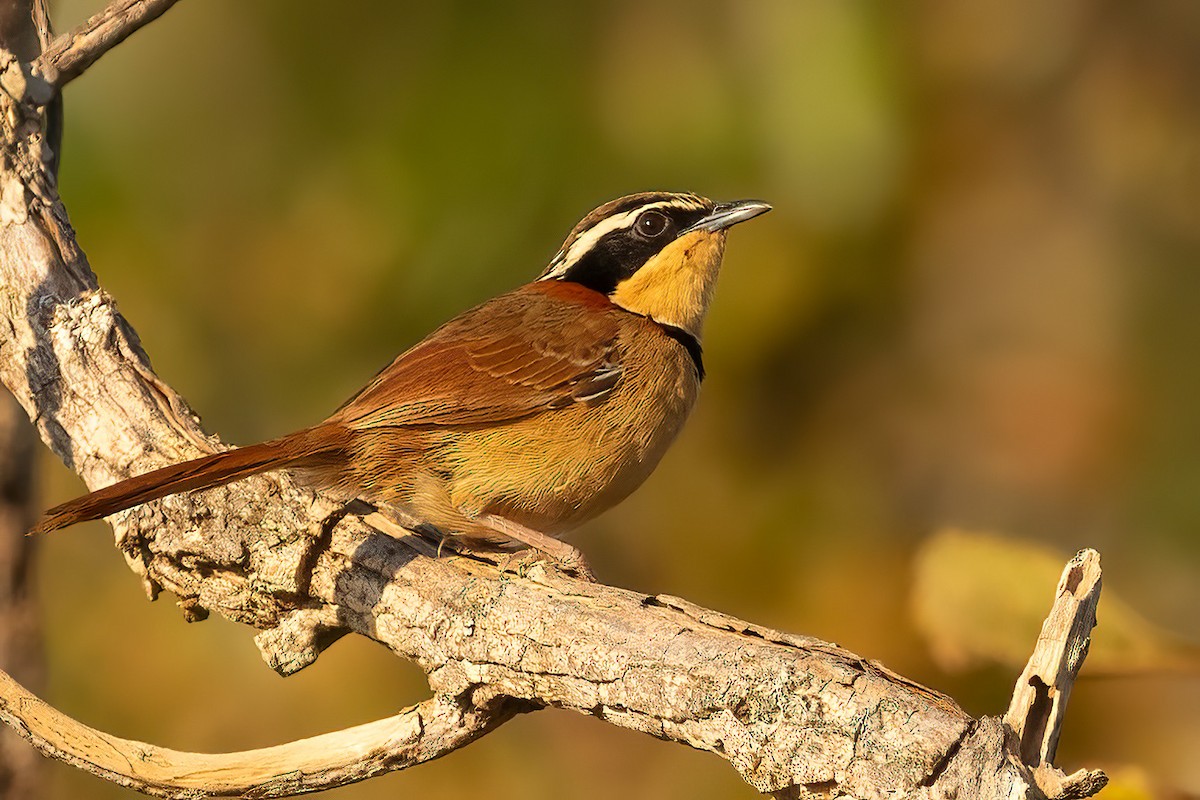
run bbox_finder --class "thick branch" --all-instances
[33,0,184,88]
[0,35,1104,800]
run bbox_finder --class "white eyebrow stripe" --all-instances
[562,208,641,266]
[538,198,708,281]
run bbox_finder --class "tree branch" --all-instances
[1005,550,1108,799]
[0,24,1107,799]
[0,667,518,799]
[32,0,184,88]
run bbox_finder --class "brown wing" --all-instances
[327,281,623,430]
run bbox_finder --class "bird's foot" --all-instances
[496,546,596,582]
[479,515,596,582]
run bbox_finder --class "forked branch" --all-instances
[0,5,1107,798]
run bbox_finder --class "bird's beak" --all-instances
[680,199,772,234]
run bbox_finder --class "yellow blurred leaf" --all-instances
[911,529,1200,676]
[1095,765,1188,800]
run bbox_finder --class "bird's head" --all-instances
[539,192,770,340]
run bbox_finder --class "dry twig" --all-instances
[33,0,183,87]
[1005,550,1109,799]
[0,668,513,799]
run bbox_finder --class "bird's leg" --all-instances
[357,510,446,559]
[478,514,596,582]
[357,504,593,580]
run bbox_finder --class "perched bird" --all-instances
[31,191,770,571]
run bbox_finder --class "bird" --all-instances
[30,191,770,573]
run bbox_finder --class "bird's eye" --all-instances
[634,210,670,238]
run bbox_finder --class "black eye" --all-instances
[634,210,669,238]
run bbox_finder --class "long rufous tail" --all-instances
[29,425,352,536]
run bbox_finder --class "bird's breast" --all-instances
[444,316,701,532]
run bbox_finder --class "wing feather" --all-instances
[327,282,623,430]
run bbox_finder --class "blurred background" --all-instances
[20,0,1200,797]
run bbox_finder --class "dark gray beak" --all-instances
[681,199,772,234]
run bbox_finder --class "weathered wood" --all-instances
[0,667,515,799]
[1005,549,1108,798]
[34,0,184,88]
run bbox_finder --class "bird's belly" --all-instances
[445,364,698,533]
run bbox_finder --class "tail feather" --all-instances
[30,425,352,536]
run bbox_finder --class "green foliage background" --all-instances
[33,1,1200,797]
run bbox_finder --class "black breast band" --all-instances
[656,323,705,382]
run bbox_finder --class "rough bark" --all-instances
[0,3,1107,798]
[33,0,183,88]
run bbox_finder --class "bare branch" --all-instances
[1005,549,1108,798]
[31,0,52,53]
[32,0,184,88]
[0,666,518,798]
